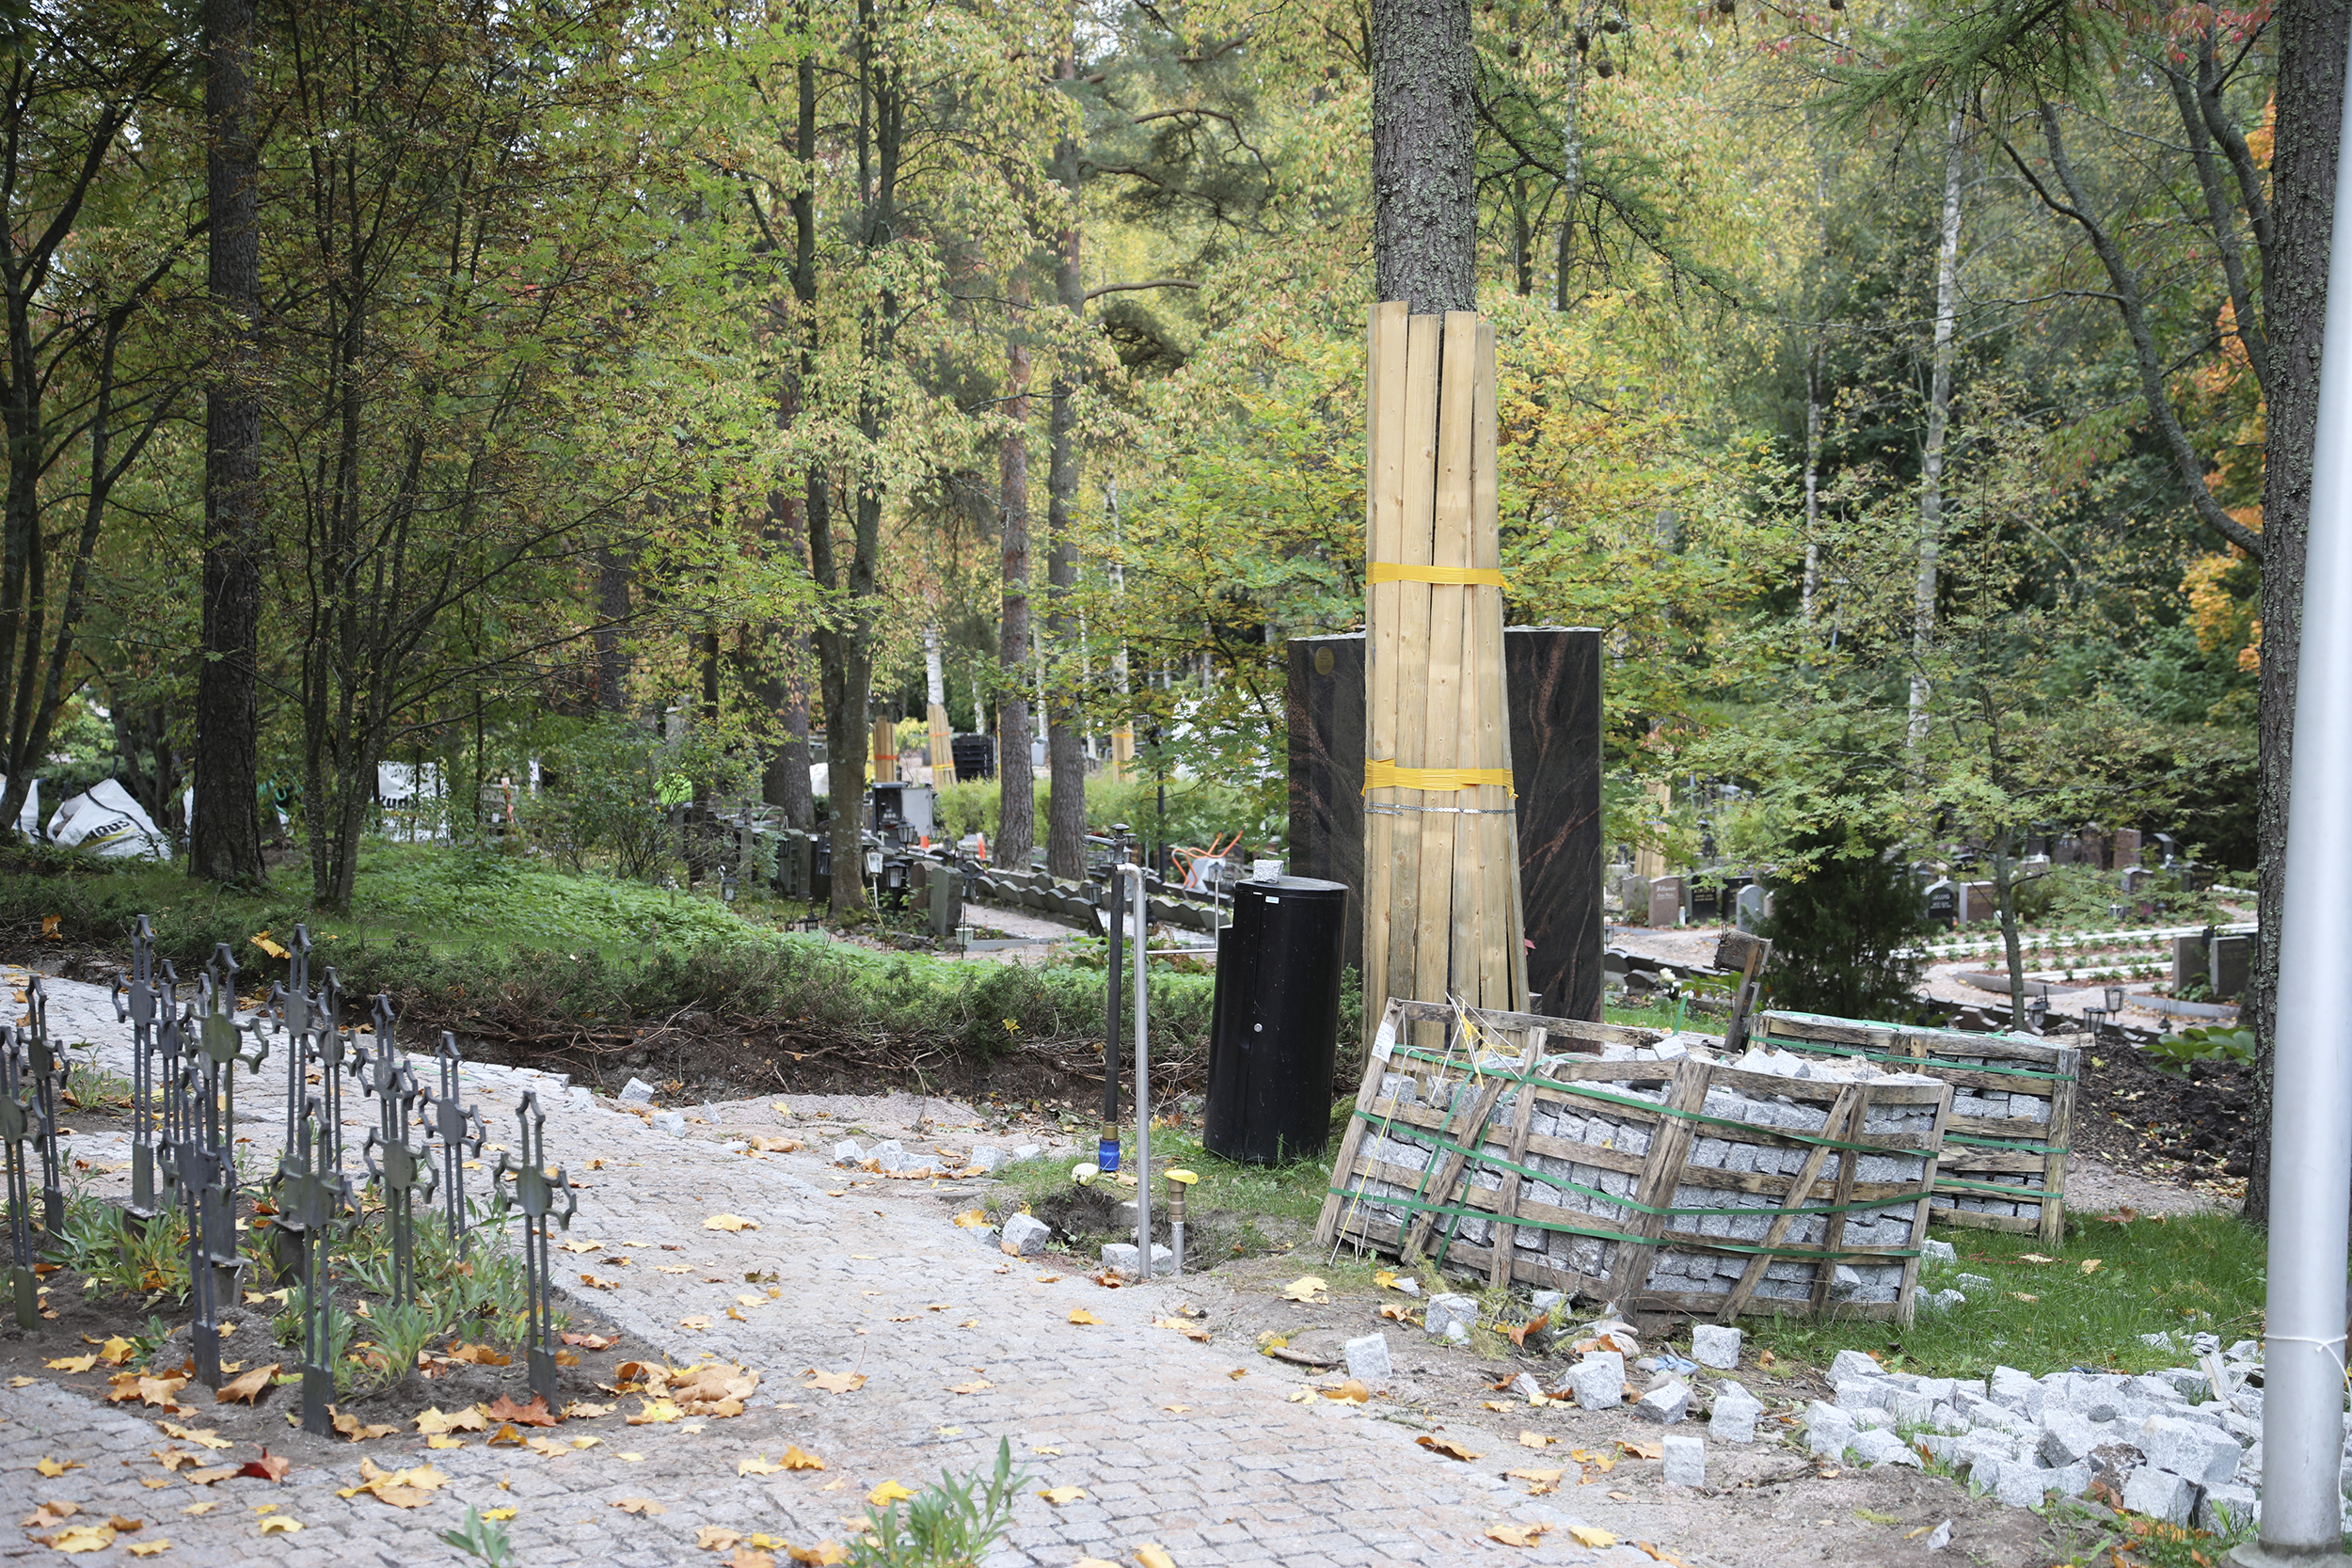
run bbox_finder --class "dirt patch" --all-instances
[1019,1185,1311,1270]
[2071,1040,2250,1200]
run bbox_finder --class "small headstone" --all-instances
[2209,934,2252,1000]
[1687,883,1721,924]
[1648,877,1686,928]
[1923,879,1958,928]
[1661,1433,1706,1486]
[619,1077,657,1105]
[1734,884,1766,933]
[1343,1333,1392,1386]
[1690,1324,1741,1370]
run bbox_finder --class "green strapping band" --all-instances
[1386,1048,1931,1158]
[1944,1132,2068,1156]
[1354,1107,1929,1223]
[1756,1028,2076,1085]
[1931,1175,2056,1200]
[1326,1183,1925,1264]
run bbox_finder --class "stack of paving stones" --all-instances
[1757,1009,2074,1244]
[1804,1330,2269,1532]
[1356,1040,1942,1310]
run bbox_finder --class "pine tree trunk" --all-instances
[192,0,264,884]
[1371,0,1475,313]
[1044,45,1088,880]
[2245,0,2350,1227]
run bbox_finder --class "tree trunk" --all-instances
[1044,41,1088,880]
[2246,0,2350,1228]
[1371,0,1475,313]
[192,0,265,885]
[1907,113,1964,746]
[593,544,631,714]
[997,290,1036,873]
[759,480,816,825]
[1802,340,1823,622]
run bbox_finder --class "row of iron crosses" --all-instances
[0,917,580,1434]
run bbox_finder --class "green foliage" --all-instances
[438,1505,518,1567]
[1758,825,1930,1022]
[847,1438,1028,1568]
[2148,1026,2254,1078]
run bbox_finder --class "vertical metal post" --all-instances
[2237,35,2352,1563]
[1132,863,1152,1277]
[1101,864,1123,1174]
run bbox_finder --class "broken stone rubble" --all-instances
[1804,1340,2300,1532]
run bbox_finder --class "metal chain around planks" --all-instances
[1,1023,48,1329]
[427,1032,485,1254]
[110,916,176,1228]
[361,1058,437,1306]
[491,1089,576,1407]
[275,1097,355,1435]
[18,977,66,1237]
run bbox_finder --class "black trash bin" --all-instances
[1203,876,1350,1164]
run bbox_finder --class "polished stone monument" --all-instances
[1286,627,1604,1022]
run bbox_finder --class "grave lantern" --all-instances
[2105,985,2125,1015]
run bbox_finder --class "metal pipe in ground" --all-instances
[2234,32,2352,1564]
[1166,1169,1195,1275]
[1131,863,1152,1278]
[1100,865,1122,1175]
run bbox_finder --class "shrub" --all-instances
[1759,824,1931,1022]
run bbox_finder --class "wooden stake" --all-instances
[1413,314,1477,1010]
[1364,304,1408,1039]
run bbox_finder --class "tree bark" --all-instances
[996,283,1037,873]
[760,481,816,826]
[1044,41,1088,880]
[593,544,631,715]
[2246,0,2350,1227]
[1907,113,1964,745]
[1371,0,1475,312]
[192,0,265,885]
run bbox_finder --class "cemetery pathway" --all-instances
[2,970,1652,1568]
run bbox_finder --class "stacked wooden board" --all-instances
[1361,305,1526,1041]
[1753,1009,2076,1246]
[1315,998,1953,1324]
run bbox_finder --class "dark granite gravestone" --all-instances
[1924,879,1958,928]
[2209,933,2250,999]
[1687,881,1722,925]
[1286,627,1605,1022]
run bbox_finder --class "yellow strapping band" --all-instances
[1363,759,1516,796]
[1366,561,1506,588]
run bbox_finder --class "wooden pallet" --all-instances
[1754,1009,2076,1246]
[1316,998,1950,1323]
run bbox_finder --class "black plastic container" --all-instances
[1203,876,1350,1164]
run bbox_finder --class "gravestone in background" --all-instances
[1648,876,1686,930]
[1620,873,1653,924]
[2208,934,2251,999]
[1959,881,1998,924]
[1687,882,1722,925]
[1924,879,1958,928]
[2172,933,2210,992]
[1287,627,1605,1022]
[1734,884,1766,933]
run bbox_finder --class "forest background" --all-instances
[10,1,2287,1073]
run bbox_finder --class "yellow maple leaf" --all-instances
[126,1543,172,1559]
[780,1446,826,1471]
[44,1354,98,1373]
[951,1210,989,1228]
[1135,1546,1178,1568]
[48,1525,117,1554]
[804,1370,865,1394]
[1488,1523,1550,1547]
[36,1457,79,1478]
[866,1481,916,1509]
[1038,1485,1088,1505]
[612,1497,667,1516]
[2080,1259,2106,1274]
[1067,1308,1102,1325]
[704,1214,758,1231]
[482,1508,516,1522]
[1278,1276,1328,1303]
[257,1517,302,1535]
[739,1455,787,1477]
[1569,1525,1618,1547]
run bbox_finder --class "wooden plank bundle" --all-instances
[1753,1009,2076,1246]
[1316,999,1952,1323]
[1362,305,1525,1043]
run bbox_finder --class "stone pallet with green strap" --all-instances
[1314,997,1955,1324]
[1753,1008,2076,1246]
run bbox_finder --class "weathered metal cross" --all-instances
[426,1032,485,1254]
[1,1024,47,1330]
[361,1062,437,1306]
[18,977,65,1237]
[490,1090,576,1407]
[309,969,356,1178]
[158,1051,227,1388]
[110,916,168,1227]
[191,945,267,1281]
[274,1099,353,1436]
[269,926,321,1159]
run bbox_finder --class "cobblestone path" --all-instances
[2,972,1631,1567]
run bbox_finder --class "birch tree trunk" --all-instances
[1907,113,1965,746]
